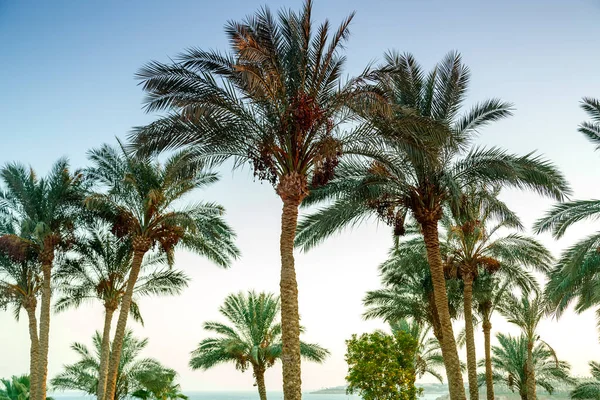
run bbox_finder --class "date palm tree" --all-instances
[571,361,600,399]
[127,2,379,398]
[0,159,87,400]
[390,319,445,383]
[131,366,187,400]
[0,251,42,400]
[51,331,170,400]
[480,333,573,400]
[84,144,239,400]
[535,98,600,330]
[53,226,189,400]
[189,291,329,400]
[295,52,570,399]
[497,293,547,400]
[442,186,552,400]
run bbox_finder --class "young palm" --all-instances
[535,98,600,329]
[295,52,570,399]
[571,361,600,399]
[190,291,329,400]
[85,144,239,400]
[51,331,169,400]
[128,2,377,398]
[131,366,187,400]
[497,293,547,400]
[480,333,573,400]
[442,186,552,400]
[390,319,445,383]
[53,226,189,400]
[0,159,86,400]
[0,251,42,400]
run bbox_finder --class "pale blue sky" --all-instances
[1,0,600,392]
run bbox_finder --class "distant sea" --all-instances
[49,390,444,400]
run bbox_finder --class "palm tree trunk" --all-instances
[37,255,53,400]
[25,303,40,400]
[526,341,536,400]
[254,367,268,400]
[97,306,116,400]
[279,198,302,400]
[421,219,466,400]
[483,319,494,400]
[463,274,479,400]
[104,242,149,400]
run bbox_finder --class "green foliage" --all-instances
[345,330,420,400]
[189,291,328,373]
[571,361,600,399]
[131,365,187,400]
[50,331,172,400]
[0,375,52,400]
[478,333,574,396]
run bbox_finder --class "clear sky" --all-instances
[1,0,600,392]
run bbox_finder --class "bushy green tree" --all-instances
[345,330,420,400]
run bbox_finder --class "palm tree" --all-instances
[571,361,600,399]
[84,144,239,400]
[294,52,570,399]
[131,366,187,400]
[53,226,189,400]
[0,375,30,400]
[390,319,445,383]
[480,333,573,400]
[442,186,552,400]
[189,291,329,400]
[51,331,169,400]
[128,2,376,398]
[0,252,42,400]
[535,98,600,330]
[497,293,548,400]
[0,159,87,400]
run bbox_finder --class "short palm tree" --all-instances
[84,144,239,400]
[442,186,552,400]
[189,291,329,400]
[480,333,573,400]
[0,251,42,400]
[390,319,445,383]
[497,293,547,400]
[294,52,570,400]
[535,98,600,330]
[51,331,169,400]
[128,2,376,398]
[131,366,187,400]
[53,226,189,400]
[0,375,30,400]
[0,159,87,400]
[571,361,600,399]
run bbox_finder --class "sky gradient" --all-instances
[1,0,600,392]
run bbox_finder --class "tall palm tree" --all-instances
[0,252,42,400]
[442,186,552,400]
[535,98,600,330]
[51,331,170,400]
[84,144,239,400]
[189,291,328,400]
[294,52,570,399]
[497,293,547,400]
[390,319,445,383]
[0,159,87,400]
[53,226,189,400]
[571,361,600,399]
[479,333,573,400]
[127,2,377,398]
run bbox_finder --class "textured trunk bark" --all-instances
[279,199,302,400]
[104,245,148,400]
[526,341,536,400]
[25,304,40,400]
[97,307,116,400]
[421,220,466,400]
[254,367,268,400]
[37,256,53,400]
[463,274,479,400]
[483,320,494,400]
